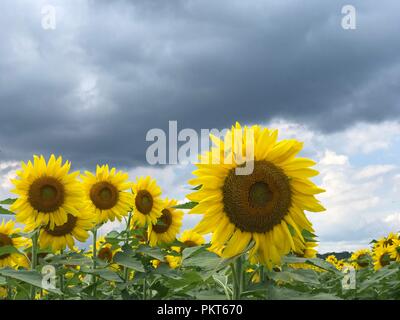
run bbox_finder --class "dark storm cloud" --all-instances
[0,0,399,167]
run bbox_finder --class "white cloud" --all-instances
[262,119,400,252]
[334,121,400,155]
[355,164,397,180]
[319,150,349,166]
[0,161,19,200]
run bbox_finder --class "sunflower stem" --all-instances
[236,256,244,299]
[230,262,240,300]
[124,211,133,283]
[6,278,12,300]
[143,278,147,300]
[30,230,39,300]
[59,249,65,300]
[92,228,98,297]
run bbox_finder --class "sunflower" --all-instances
[148,198,183,247]
[288,263,324,272]
[350,249,371,270]
[389,239,400,262]
[294,241,318,258]
[179,230,206,247]
[36,211,94,252]
[11,155,84,231]
[165,255,181,269]
[0,220,30,268]
[187,123,325,268]
[246,268,261,283]
[325,255,338,266]
[0,287,7,299]
[374,233,398,249]
[335,259,346,271]
[88,237,121,270]
[131,176,164,227]
[373,246,392,271]
[82,165,134,225]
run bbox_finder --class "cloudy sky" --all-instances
[0,0,399,252]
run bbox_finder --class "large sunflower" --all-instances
[0,220,30,268]
[11,155,84,231]
[82,165,134,225]
[187,123,325,268]
[148,199,184,247]
[131,176,164,227]
[37,212,94,252]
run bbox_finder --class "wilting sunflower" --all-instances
[0,220,30,268]
[131,176,164,227]
[36,212,94,252]
[148,199,184,247]
[179,230,205,247]
[11,155,84,231]
[187,123,325,268]
[350,249,371,270]
[373,246,392,271]
[82,165,134,224]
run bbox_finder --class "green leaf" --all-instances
[113,252,145,272]
[269,269,320,286]
[136,245,165,261]
[0,198,17,205]
[301,229,318,242]
[0,268,62,295]
[0,205,14,215]
[182,246,204,261]
[286,223,296,236]
[44,253,92,266]
[85,268,124,283]
[173,202,198,209]
[0,245,20,257]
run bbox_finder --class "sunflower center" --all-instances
[28,177,65,213]
[249,182,273,208]
[153,209,172,234]
[0,233,13,259]
[45,214,77,236]
[222,160,292,233]
[90,182,119,210]
[135,190,153,215]
[357,254,369,267]
[184,240,198,247]
[98,247,113,262]
[380,253,391,267]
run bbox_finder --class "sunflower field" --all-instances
[0,123,399,300]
